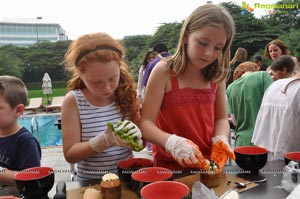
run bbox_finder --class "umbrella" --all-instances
[42,73,52,104]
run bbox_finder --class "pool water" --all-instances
[18,114,62,147]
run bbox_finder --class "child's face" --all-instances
[271,69,286,81]
[185,25,226,71]
[0,95,18,129]
[268,44,283,60]
[80,60,120,101]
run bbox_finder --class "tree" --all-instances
[0,50,23,77]
[22,41,70,83]
[1,3,299,84]
[279,28,300,57]
[149,22,182,52]
[262,0,300,30]
[221,2,281,58]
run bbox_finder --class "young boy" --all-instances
[0,76,41,186]
[270,55,295,81]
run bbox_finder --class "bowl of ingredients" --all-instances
[200,160,222,188]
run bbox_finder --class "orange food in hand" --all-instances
[211,141,235,170]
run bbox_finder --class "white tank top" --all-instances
[71,90,133,180]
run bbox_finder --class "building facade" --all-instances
[0,21,68,47]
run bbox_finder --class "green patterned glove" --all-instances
[107,120,144,152]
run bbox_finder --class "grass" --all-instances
[25,81,67,105]
[27,88,67,105]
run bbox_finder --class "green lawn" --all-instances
[25,81,67,105]
[27,88,67,105]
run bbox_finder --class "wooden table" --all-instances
[0,161,290,199]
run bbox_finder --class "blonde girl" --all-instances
[140,4,236,171]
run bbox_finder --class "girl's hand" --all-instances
[107,120,144,151]
[89,127,128,153]
[210,135,235,170]
[165,134,208,170]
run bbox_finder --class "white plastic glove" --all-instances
[114,120,144,151]
[89,126,128,153]
[115,120,143,147]
[165,134,208,170]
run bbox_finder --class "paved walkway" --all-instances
[41,147,71,182]
[41,146,153,183]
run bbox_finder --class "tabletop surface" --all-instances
[225,160,289,199]
[0,160,292,199]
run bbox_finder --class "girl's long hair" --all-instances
[63,32,140,123]
[264,39,290,59]
[230,47,248,66]
[166,4,235,82]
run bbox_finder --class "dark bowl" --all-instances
[117,158,153,188]
[14,166,55,199]
[285,151,300,165]
[131,167,173,195]
[141,181,190,199]
[234,146,268,172]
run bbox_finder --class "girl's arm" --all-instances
[214,81,231,138]
[61,92,96,164]
[140,61,171,147]
[210,81,235,170]
[140,61,210,170]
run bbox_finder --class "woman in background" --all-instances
[226,62,273,146]
[264,39,290,76]
[227,47,248,87]
[136,51,155,104]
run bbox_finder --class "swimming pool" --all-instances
[18,113,62,147]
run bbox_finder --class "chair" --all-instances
[45,96,64,113]
[25,98,43,114]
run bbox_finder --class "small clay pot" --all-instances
[100,179,121,199]
[200,172,221,188]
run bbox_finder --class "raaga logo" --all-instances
[241,2,254,14]
[241,1,299,15]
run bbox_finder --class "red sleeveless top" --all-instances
[153,76,217,170]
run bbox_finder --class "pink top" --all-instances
[153,76,216,170]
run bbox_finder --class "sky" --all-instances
[1,0,280,40]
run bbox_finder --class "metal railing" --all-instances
[31,116,40,144]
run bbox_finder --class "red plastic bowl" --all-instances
[141,181,190,199]
[118,158,152,169]
[234,146,268,172]
[118,158,153,188]
[235,146,268,155]
[0,197,21,199]
[131,167,173,195]
[285,151,300,165]
[14,167,54,198]
[14,166,53,181]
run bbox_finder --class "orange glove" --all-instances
[210,135,235,171]
[165,134,209,170]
